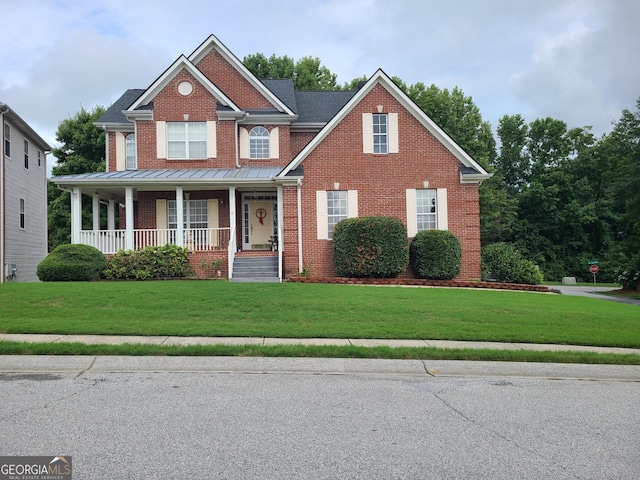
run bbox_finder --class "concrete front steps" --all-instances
[231,254,280,283]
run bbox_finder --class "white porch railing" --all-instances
[78,228,232,254]
[79,230,126,254]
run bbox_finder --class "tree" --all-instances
[48,106,106,250]
[244,54,339,91]
[494,114,529,193]
[406,83,496,169]
[243,53,294,80]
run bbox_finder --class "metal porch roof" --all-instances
[52,167,287,185]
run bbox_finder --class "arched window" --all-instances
[249,126,269,159]
[125,133,137,169]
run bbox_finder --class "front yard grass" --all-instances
[1,281,638,348]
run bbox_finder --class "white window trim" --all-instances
[249,126,270,159]
[316,190,358,240]
[4,123,10,158]
[406,188,448,237]
[24,139,29,169]
[125,133,137,170]
[19,198,25,229]
[363,113,398,154]
[156,121,215,160]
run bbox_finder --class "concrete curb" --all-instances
[0,356,639,381]
[1,334,639,355]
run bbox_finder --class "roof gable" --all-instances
[126,55,240,115]
[188,35,296,116]
[279,69,490,180]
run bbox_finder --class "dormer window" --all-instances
[249,126,270,159]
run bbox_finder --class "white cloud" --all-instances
[1,0,637,173]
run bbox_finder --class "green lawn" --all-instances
[1,281,638,348]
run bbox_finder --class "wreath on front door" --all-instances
[256,208,267,225]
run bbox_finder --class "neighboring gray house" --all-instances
[1,103,50,282]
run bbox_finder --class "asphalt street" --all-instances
[0,358,639,479]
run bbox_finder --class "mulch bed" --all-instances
[289,276,551,293]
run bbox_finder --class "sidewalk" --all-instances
[1,333,639,356]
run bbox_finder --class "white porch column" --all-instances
[107,200,116,230]
[228,186,236,279]
[176,186,184,247]
[92,194,100,231]
[277,184,283,280]
[125,187,134,250]
[71,187,82,244]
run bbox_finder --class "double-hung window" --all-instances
[38,150,42,167]
[373,114,388,154]
[167,200,208,230]
[167,122,206,159]
[19,198,25,229]
[327,191,348,240]
[4,123,10,157]
[416,189,437,231]
[249,126,270,159]
[125,133,137,169]
[363,113,398,154]
[24,139,29,169]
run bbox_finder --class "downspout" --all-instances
[101,126,109,172]
[234,113,247,168]
[297,178,303,274]
[0,104,7,283]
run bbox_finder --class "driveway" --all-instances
[547,285,640,306]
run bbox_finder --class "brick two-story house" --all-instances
[51,34,490,281]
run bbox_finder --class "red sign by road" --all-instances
[589,264,599,274]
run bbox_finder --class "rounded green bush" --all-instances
[103,244,193,280]
[481,242,544,285]
[332,217,409,278]
[410,230,462,280]
[37,244,106,282]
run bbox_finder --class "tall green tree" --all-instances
[48,106,106,250]
[494,114,529,194]
[406,83,496,169]
[244,54,339,91]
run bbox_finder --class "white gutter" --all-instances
[0,104,6,283]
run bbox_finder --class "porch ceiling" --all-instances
[51,167,290,202]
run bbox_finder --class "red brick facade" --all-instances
[81,35,489,281]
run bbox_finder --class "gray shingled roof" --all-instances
[96,89,144,124]
[260,79,297,114]
[294,91,356,123]
[97,80,356,126]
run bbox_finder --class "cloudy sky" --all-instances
[2,0,637,170]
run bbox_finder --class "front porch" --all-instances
[51,167,304,281]
[79,227,233,255]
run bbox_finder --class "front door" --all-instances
[242,196,277,250]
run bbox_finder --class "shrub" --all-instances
[333,217,409,278]
[410,230,462,280]
[37,244,106,282]
[103,244,193,280]
[482,242,544,285]
[614,254,640,291]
